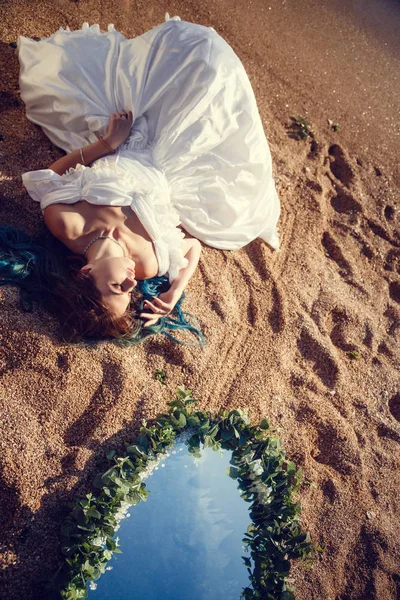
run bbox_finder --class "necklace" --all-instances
[83,235,126,257]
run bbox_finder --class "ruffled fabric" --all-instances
[16,23,122,54]
[21,168,82,206]
[40,22,117,42]
[21,157,189,282]
[164,13,182,22]
[22,160,137,209]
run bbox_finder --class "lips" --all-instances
[127,267,136,278]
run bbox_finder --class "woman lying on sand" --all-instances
[1,16,280,345]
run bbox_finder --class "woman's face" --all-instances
[82,256,137,316]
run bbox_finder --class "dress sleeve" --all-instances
[21,166,84,211]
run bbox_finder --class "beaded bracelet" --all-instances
[98,135,116,154]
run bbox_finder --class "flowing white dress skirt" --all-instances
[17,15,281,251]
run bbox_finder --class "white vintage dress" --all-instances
[18,15,280,282]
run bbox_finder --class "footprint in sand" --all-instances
[367,218,400,247]
[297,327,339,388]
[328,144,355,188]
[321,231,353,276]
[305,179,323,194]
[383,305,399,337]
[362,321,374,349]
[330,188,362,215]
[146,337,186,365]
[325,303,397,364]
[341,525,389,600]
[384,205,395,221]
[377,340,395,359]
[328,308,360,353]
[56,352,70,372]
[321,230,368,295]
[312,420,362,476]
[388,393,400,424]
[384,249,400,273]
[321,478,339,503]
[324,305,375,356]
[388,280,400,304]
[296,402,362,476]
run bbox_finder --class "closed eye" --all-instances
[113,283,132,295]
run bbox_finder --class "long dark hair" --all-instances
[0,226,204,346]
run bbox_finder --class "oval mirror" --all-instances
[57,391,314,600]
[87,442,251,599]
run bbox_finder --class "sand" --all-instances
[0,0,399,598]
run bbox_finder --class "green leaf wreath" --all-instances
[48,387,316,599]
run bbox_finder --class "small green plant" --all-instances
[154,369,167,384]
[306,480,317,489]
[287,115,313,140]
[328,119,339,132]
[346,350,361,360]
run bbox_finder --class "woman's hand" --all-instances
[140,290,180,328]
[104,110,133,150]
[139,239,201,328]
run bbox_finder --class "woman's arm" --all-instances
[168,238,202,300]
[48,111,133,175]
[48,137,115,175]
[140,238,202,327]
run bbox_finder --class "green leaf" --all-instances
[175,411,187,428]
[242,556,252,568]
[286,461,296,475]
[126,445,147,458]
[86,508,101,520]
[93,473,106,489]
[221,427,234,441]
[154,369,167,384]
[226,467,239,480]
[168,398,185,410]
[187,414,200,427]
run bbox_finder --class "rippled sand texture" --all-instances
[0,0,399,599]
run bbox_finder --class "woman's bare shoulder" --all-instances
[43,202,84,239]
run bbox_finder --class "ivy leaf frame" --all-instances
[49,388,316,600]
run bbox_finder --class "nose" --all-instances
[123,277,136,291]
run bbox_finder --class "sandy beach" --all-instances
[0,0,399,598]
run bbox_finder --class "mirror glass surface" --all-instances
[88,443,252,599]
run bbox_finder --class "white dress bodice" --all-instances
[22,144,189,282]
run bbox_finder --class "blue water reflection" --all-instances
[89,443,252,600]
